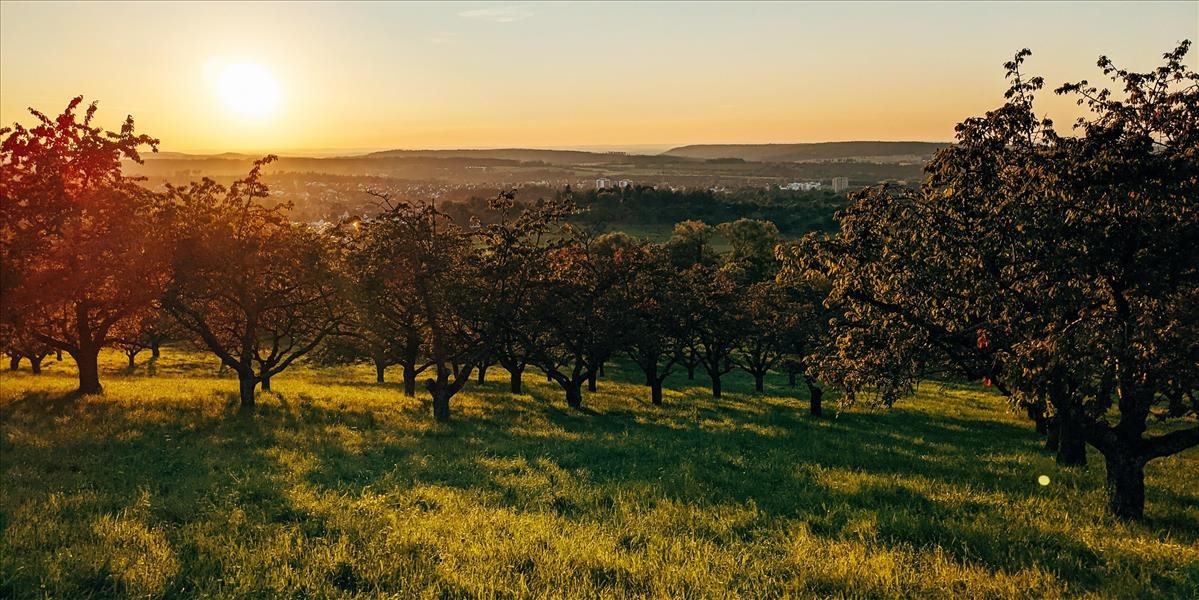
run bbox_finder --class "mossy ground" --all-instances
[1,350,1196,598]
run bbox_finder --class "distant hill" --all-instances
[366,148,646,165]
[144,151,259,160]
[662,142,946,163]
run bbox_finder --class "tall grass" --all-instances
[1,350,1196,598]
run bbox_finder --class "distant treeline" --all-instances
[440,186,845,236]
[571,186,844,235]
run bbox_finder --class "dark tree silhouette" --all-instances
[0,97,167,394]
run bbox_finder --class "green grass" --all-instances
[1,350,1196,599]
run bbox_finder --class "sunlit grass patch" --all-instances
[1,349,1196,598]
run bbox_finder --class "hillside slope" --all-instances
[1,350,1196,598]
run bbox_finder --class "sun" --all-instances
[216,61,280,118]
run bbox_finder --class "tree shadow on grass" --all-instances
[1,383,1195,597]
[292,389,1158,589]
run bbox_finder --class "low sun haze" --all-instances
[1,1,1195,154]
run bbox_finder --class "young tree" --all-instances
[0,97,168,394]
[164,159,343,407]
[735,281,788,393]
[475,192,578,396]
[339,216,433,395]
[687,266,746,399]
[664,220,720,270]
[776,241,836,417]
[347,192,495,421]
[617,244,688,405]
[526,236,626,409]
[717,218,782,284]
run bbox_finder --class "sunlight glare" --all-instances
[216,61,280,118]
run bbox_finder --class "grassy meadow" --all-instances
[1,349,1196,599]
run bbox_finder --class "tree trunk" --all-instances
[1103,451,1146,521]
[260,375,272,392]
[127,352,136,369]
[686,363,696,380]
[403,367,417,397]
[710,374,722,399]
[74,347,103,395]
[56,349,63,361]
[788,372,797,387]
[598,363,606,377]
[587,370,598,392]
[651,381,663,406]
[509,364,524,394]
[477,363,489,384]
[565,381,584,409]
[753,372,765,392]
[1045,415,1060,453]
[30,356,43,375]
[8,354,20,371]
[432,389,451,422]
[150,342,161,359]
[374,358,386,384]
[806,380,823,417]
[1055,411,1087,467]
[1027,401,1048,435]
[238,374,257,407]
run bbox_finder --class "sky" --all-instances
[1,1,1196,154]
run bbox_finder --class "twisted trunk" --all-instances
[565,380,584,409]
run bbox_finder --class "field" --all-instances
[1,350,1197,599]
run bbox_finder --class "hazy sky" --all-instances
[2,1,1195,153]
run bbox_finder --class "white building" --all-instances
[617,179,633,188]
[831,177,849,193]
[596,178,612,189]
[780,181,823,192]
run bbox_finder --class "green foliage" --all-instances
[792,42,1199,520]
[573,186,844,236]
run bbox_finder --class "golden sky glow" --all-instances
[2,1,1195,154]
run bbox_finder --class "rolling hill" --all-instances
[662,141,946,162]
